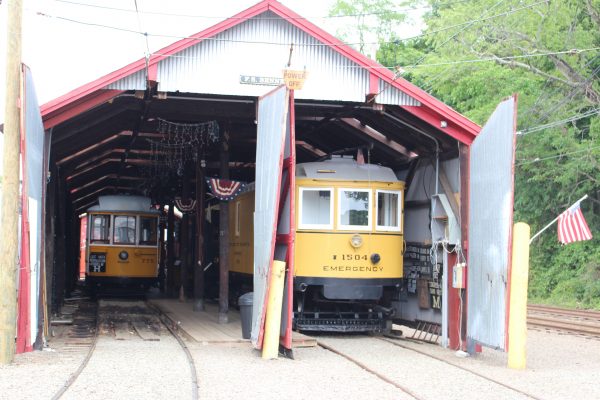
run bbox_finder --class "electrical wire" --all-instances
[35,1,550,49]
[52,0,474,20]
[143,47,600,69]
[517,108,600,135]
[515,145,600,166]
[377,0,544,98]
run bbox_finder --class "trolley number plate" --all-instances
[89,253,106,273]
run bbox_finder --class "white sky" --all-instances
[0,0,423,123]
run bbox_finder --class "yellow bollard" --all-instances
[508,222,530,369]
[262,260,286,359]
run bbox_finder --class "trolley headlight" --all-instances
[119,251,129,261]
[350,234,363,248]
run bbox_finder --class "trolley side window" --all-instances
[113,215,136,244]
[140,216,158,245]
[338,189,371,230]
[299,188,333,230]
[376,190,402,232]
[90,214,110,244]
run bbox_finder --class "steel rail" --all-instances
[150,302,199,400]
[317,340,425,400]
[527,317,600,337]
[528,304,600,319]
[51,306,100,400]
[377,337,542,400]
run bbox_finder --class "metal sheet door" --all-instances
[467,96,517,350]
[251,85,290,348]
[16,66,47,352]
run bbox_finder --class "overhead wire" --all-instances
[52,0,473,20]
[143,47,600,68]
[36,0,550,49]
[517,108,600,135]
[515,145,600,166]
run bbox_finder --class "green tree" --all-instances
[331,0,600,308]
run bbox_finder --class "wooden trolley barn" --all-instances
[9,0,517,356]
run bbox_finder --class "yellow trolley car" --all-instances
[85,195,160,292]
[230,156,405,332]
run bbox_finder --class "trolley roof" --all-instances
[87,195,161,214]
[296,157,399,182]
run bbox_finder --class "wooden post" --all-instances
[180,168,191,301]
[193,156,206,312]
[54,172,67,313]
[166,202,175,297]
[158,206,166,293]
[44,167,56,334]
[218,129,230,324]
[0,0,23,364]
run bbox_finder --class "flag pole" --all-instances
[529,194,589,244]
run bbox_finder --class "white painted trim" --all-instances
[375,189,402,232]
[298,187,334,230]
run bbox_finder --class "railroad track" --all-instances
[51,299,198,400]
[527,304,600,338]
[318,337,540,400]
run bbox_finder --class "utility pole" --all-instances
[1,0,23,364]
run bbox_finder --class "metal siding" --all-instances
[154,11,391,102]
[106,69,147,91]
[377,79,421,106]
[252,85,289,347]
[24,68,45,345]
[467,97,516,350]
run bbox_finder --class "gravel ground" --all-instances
[187,342,411,400]
[3,321,599,400]
[319,336,532,400]
[392,329,600,400]
[0,342,86,400]
[61,334,191,400]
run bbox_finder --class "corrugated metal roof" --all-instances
[43,0,480,144]
[377,80,421,107]
[107,70,146,91]
[107,11,420,106]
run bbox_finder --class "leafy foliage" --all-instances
[331,0,600,308]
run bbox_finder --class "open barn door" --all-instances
[16,65,48,352]
[467,96,517,351]
[251,85,295,350]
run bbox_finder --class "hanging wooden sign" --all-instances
[282,69,308,90]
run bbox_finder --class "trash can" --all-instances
[239,292,253,340]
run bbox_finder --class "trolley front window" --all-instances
[339,189,371,230]
[140,217,158,245]
[376,190,402,232]
[114,216,136,244]
[90,215,110,243]
[299,188,333,229]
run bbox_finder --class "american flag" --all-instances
[557,202,593,244]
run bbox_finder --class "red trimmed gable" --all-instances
[40,0,480,143]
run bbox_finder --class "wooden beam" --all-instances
[438,164,460,222]
[339,118,417,159]
[296,140,326,157]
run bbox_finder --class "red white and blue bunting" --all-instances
[206,178,247,201]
